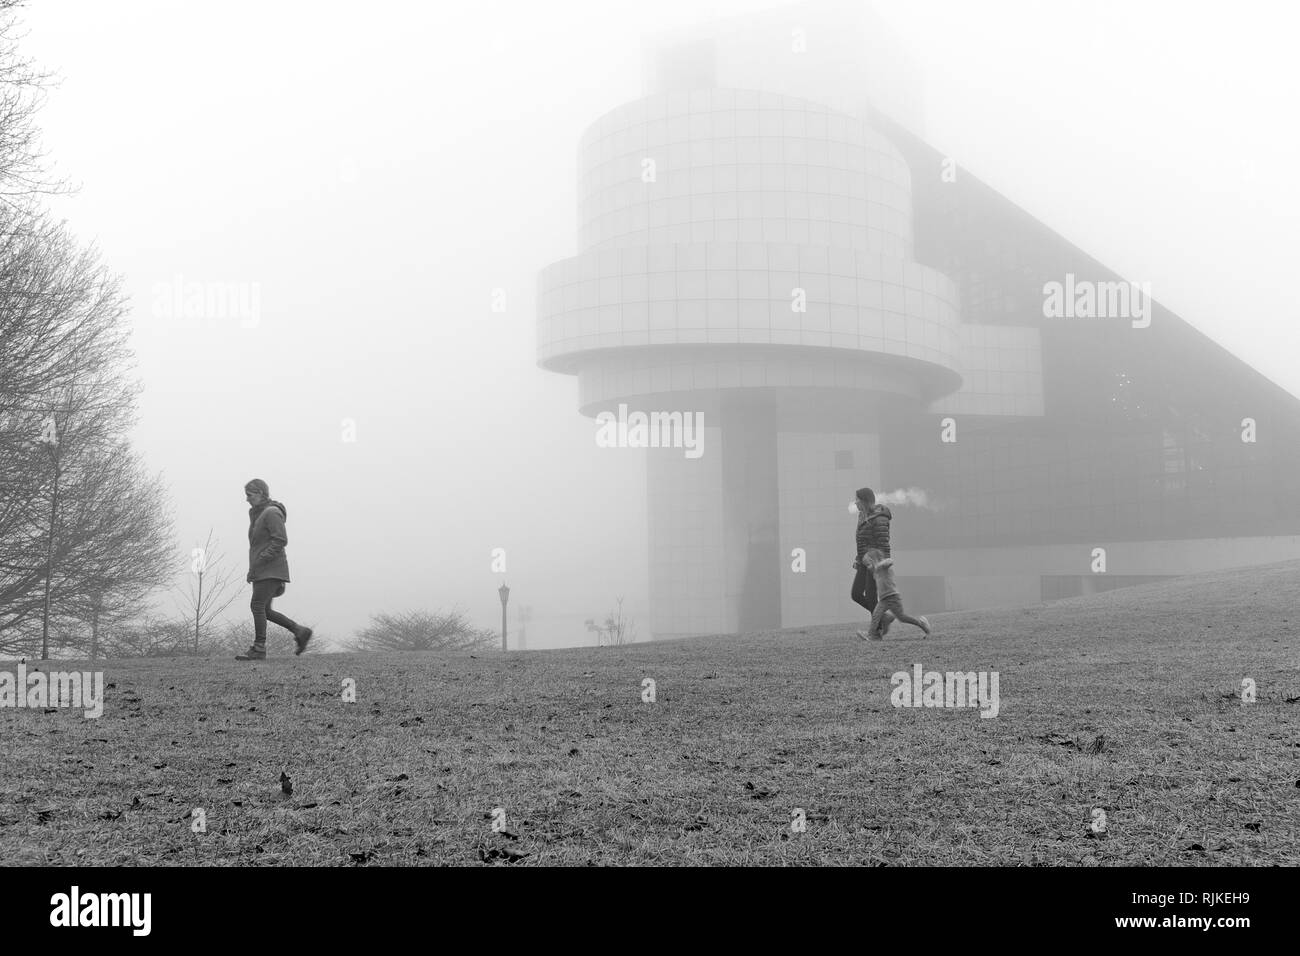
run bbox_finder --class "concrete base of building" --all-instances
[898,535,1300,579]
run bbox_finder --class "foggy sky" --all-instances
[21,0,1300,648]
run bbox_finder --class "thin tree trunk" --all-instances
[40,460,59,660]
[194,570,202,654]
[89,597,99,661]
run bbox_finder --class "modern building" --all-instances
[537,0,1300,639]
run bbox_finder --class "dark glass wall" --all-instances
[870,109,1300,550]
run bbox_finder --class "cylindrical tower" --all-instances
[538,2,964,638]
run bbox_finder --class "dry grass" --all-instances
[2,560,1298,865]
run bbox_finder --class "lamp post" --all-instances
[498,582,510,652]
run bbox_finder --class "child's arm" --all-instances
[876,558,893,571]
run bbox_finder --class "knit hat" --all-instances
[244,478,270,497]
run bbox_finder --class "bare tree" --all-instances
[0,199,172,657]
[0,0,69,211]
[97,615,190,659]
[0,1,175,658]
[173,529,241,655]
[0,381,175,657]
[352,610,496,652]
[58,437,174,652]
[586,597,636,647]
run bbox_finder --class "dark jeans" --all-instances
[850,565,878,612]
[250,579,298,643]
[851,565,893,629]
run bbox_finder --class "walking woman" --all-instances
[237,478,313,660]
[850,486,894,636]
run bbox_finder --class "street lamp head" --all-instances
[498,583,510,606]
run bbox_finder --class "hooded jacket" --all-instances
[855,504,892,562]
[248,500,290,583]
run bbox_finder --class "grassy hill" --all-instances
[3,560,1298,865]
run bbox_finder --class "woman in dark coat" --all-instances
[237,478,313,660]
[850,486,894,636]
